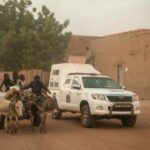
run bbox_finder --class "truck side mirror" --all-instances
[72,84,81,90]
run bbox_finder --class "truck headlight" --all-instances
[132,95,139,101]
[91,94,106,101]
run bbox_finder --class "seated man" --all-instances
[23,75,50,97]
[23,75,50,126]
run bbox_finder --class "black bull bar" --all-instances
[108,103,134,116]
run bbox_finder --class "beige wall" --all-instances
[90,29,150,99]
[66,35,99,57]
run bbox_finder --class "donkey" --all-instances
[0,86,23,134]
[4,101,19,134]
[32,96,55,133]
[0,99,23,134]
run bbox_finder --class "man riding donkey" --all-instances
[22,75,55,132]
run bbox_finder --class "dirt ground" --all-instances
[0,100,150,150]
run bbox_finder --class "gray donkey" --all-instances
[4,101,19,134]
[31,96,55,133]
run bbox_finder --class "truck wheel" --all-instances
[51,101,62,119]
[81,105,95,128]
[0,115,5,129]
[121,116,137,127]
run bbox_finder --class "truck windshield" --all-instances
[82,77,121,89]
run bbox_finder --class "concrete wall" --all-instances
[90,29,150,99]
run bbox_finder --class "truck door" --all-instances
[60,77,74,110]
[70,76,82,111]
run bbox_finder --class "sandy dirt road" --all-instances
[0,100,150,150]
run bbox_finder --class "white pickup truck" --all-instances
[48,63,140,128]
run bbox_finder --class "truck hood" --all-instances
[84,88,135,96]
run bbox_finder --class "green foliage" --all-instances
[0,0,72,71]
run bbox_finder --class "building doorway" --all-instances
[117,64,124,86]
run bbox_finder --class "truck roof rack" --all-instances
[68,73,101,76]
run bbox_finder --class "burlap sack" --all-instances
[0,98,11,115]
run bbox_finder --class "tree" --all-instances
[0,0,72,72]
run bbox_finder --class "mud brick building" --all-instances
[67,29,150,99]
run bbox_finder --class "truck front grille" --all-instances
[107,96,132,102]
[112,107,132,111]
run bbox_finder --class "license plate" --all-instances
[114,104,131,108]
